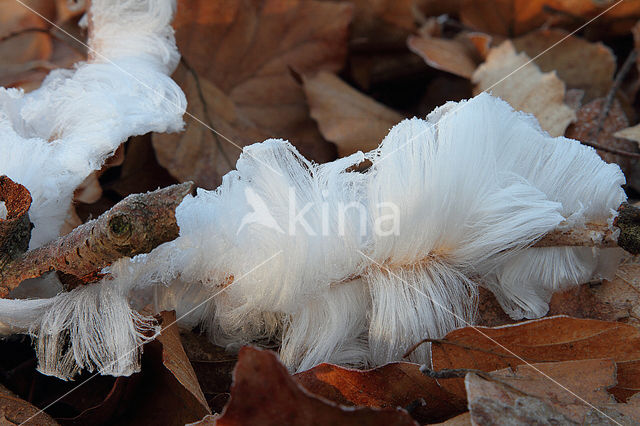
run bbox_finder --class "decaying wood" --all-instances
[0,176,32,278]
[0,182,194,296]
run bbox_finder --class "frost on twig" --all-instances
[0,0,186,380]
[0,182,194,295]
[0,0,185,249]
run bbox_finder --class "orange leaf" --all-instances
[429,316,640,401]
[294,362,466,424]
[215,346,418,426]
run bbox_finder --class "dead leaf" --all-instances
[152,0,351,189]
[303,71,403,156]
[344,0,416,44]
[179,327,237,413]
[615,124,640,147]
[472,40,576,137]
[215,346,418,426]
[407,34,480,79]
[0,0,55,89]
[459,0,555,36]
[459,0,640,37]
[429,316,640,401]
[0,382,59,425]
[512,29,615,101]
[156,311,210,414]
[466,359,640,424]
[565,98,640,192]
[120,311,211,425]
[294,362,466,424]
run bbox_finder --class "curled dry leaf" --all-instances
[154,311,210,418]
[428,316,640,401]
[407,34,480,79]
[294,361,466,424]
[472,40,576,137]
[512,29,615,101]
[122,311,211,426]
[152,0,352,189]
[214,346,418,426]
[303,71,403,156]
[179,327,237,413]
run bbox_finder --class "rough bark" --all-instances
[0,182,194,296]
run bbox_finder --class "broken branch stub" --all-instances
[0,176,32,279]
[614,202,640,255]
[0,181,194,295]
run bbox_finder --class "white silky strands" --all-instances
[0,0,185,248]
[0,1,627,380]
[0,0,184,379]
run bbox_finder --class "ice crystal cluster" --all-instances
[0,0,626,379]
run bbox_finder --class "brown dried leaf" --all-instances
[459,0,640,37]
[565,98,640,191]
[512,29,615,101]
[346,0,416,44]
[615,124,640,147]
[0,383,59,425]
[294,362,466,424]
[156,311,210,414]
[407,34,479,79]
[179,327,237,413]
[472,40,576,137]
[125,311,210,425]
[466,359,640,424]
[0,0,55,89]
[152,0,351,189]
[430,316,640,400]
[303,71,403,156]
[215,346,418,426]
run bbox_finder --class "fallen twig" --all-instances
[0,182,194,296]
